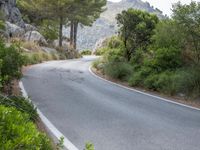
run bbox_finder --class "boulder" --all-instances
[24,24,37,32]
[5,21,25,37]
[23,31,47,45]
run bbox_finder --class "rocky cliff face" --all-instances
[65,0,164,50]
[0,0,24,27]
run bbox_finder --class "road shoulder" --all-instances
[89,66,200,111]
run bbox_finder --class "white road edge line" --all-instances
[19,81,79,150]
[89,66,200,111]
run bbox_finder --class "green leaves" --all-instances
[0,96,38,121]
[0,106,53,150]
[172,1,200,64]
[0,40,25,94]
[85,142,95,150]
[116,9,159,60]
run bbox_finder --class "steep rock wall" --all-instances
[0,0,24,27]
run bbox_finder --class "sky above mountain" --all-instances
[108,0,199,16]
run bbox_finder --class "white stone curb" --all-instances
[89,66,200,111]
[19,81,79,150]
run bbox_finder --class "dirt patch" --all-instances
[12,80,21,96]
[92,67,200,109]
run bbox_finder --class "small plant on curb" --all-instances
[56,136,65,150]
[84,142,95,150]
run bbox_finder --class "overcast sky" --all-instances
[108,0,199,16]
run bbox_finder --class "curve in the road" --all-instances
[22,57,200,150]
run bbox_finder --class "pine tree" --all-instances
[18,0,72,47]
[68,0,106,49]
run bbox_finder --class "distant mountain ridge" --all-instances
[70,0,164,50]
[102,0,164,24]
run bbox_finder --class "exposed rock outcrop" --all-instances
[23,31,47,45]
[5,21,25,37]
[24,24,37,32]
[0,0,24,27]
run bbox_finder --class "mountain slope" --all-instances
[69,0,164,50]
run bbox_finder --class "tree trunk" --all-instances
[73,21,78,50]
[70,21,74,47]
[59,16,63,47]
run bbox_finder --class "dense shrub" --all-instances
[130,48,145,65]
[129,69,182,95]
[0,96,38,121]
[0,41,25,94]
[0,106,53,150]
[95,47,110,56]
[128,71,144,87]
[143,73,159,90]
[93,3,200,99]
[95,36,123,56]
[145,71,181,95]
[151,20,184,50]
[80,49,92,55]
[92,58,105,71]
[178,67,200,98]
[108,36,123,49]
[151,47,182,70]
[103,62,133,81]
[104,48,124,63]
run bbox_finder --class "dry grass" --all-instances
[21,41,42,52]
[23,51,60,65]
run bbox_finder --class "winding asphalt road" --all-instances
[22,56,200,150]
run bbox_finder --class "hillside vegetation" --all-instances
[0,0,106,149]
[60,0,164,50]
[94,2,200,99]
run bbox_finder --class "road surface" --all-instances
[22,56,200,150]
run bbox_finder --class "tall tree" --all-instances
[116,9,159,60]
[41,0,73,47]
[17,0,44,23]
[17,0,72,47]
[68,0,106,49]
[172,1,200,64]
[18,0,106,49]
